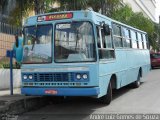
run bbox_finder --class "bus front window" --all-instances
[23,25,52,64]
[55,21,96,63]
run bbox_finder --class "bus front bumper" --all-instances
[21,87,100,96]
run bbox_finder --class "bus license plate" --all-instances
[45,90,57,95]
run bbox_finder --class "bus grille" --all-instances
[33,73,74,82]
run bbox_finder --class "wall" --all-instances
[0,33,15,59]
[0,69,21,90]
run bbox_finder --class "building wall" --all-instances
[0,69,21,90]
[123,0,157,21]
[0,33,15,60]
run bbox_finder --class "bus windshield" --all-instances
[55,21,96,63]
[23,25,52,64]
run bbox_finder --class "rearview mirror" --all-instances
[103,24,110,36]
[13,36,24,63]
[15,35,19,48]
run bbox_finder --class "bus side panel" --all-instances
[98,74,111,98]
[142,50,151,75]
[98,49,150,97]
[126,49,150,84]
[98,49,128,97]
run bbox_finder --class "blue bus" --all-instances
[15,10,150,104]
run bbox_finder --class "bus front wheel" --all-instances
[99,82,112,105]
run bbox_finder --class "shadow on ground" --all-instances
[18,84,142,120]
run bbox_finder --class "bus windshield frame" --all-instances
[23,24,53,64]
[54,21,97,63]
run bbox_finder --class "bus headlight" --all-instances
[76,74,81,80]
[23,75,27,80]
[82,74,88,79]
[29,75,33,80]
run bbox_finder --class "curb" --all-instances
[0,95,50,118]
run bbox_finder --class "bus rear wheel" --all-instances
[99,82,112,105]
[132,72,141,88]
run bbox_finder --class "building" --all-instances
[0,0,17,23]
[122,0,157,22]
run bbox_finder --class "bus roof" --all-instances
[24,10,146,34]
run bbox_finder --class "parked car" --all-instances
[150,52,160,69]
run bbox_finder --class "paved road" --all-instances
[18,69,160,120]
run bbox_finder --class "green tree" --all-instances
[9,0,159,50]
[111,5,133,23]
[81,0,121,16]
[49,0,89,12]
[10,0,121,26]
[9,0,55,26]
[127,12,156,50]
[111,5,157,50]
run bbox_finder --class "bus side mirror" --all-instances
[103,24,110,36]
[13,37,24,63]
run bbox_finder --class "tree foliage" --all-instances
[111,5,133,23]
[9,0,56,26]
[8,0,159,50]
[111,5,158,50]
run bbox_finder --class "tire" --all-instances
[99,82,112,105]
[132,72,141,88]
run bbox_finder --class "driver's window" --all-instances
[97,25,115,60]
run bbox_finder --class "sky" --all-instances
[156,0,160,22]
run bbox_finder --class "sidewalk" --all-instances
[0,88,50,117]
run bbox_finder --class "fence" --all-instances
[0,22,21,68]
[0,22,21,35]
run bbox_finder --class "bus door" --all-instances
[96,23,115,88]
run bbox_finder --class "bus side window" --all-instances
[143,34,147,49]
[122,27,131,48]
[137,32,143,49]
[131,30,137,49]
[136,32,139,49]
[141,34,144,49]
[113,24,123,48]
[97,25,115,60]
